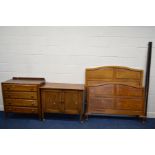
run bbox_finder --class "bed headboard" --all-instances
[85,66,143,87]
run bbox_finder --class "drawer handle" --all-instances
[53,102,56,105]
[31,96,34,98]
[8,102,12,105]
[75,102,78,105]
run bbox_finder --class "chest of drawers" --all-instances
[40,83,85,121]
[1,77,45,119]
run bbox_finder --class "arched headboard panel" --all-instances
[85,66,143,87]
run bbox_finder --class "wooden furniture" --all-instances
[1,77,45,119]
[85,66,145,119]
[40,83,85,121]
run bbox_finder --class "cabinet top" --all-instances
[2,77,45,85]
[40,82,84,90]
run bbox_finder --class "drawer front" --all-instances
[5,106,38,114]
[4,92,37,99]
[3,84,37,92]
[5,99,38,107]
[88,97,115,113]
[116,98,144,111]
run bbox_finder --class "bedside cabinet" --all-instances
[40,83,85,121]
[1,77,45,119]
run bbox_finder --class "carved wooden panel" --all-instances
[88,97,115,113]
[116,98,144,111]
[86,68,113,79]
[86,83,145,117]
[115,68,141,80]
[86,66,143,87]
[116,85,144,97]
[88,84,114,96]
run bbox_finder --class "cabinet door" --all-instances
[42,90,62,113]
[63,90,82,114]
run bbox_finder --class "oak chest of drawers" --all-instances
[1,77,45,119]
[40,83,85,121]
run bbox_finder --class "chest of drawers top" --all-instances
[2,77,45,86]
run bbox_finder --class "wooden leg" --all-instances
[38,112,42,121]
[85,114,88,121]
[4,112,8,119]
[80,114,84,123]
[42,112,45,121]
[139,116,147,123]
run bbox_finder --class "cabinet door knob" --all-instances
[53,102,56,105]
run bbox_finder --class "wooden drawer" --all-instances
[5,106,38,113]
[5,99,37,107]
[116,98,144,111]
[4,92,37,99]
[3,84,37,92]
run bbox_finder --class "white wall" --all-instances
[0,26,155,117]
